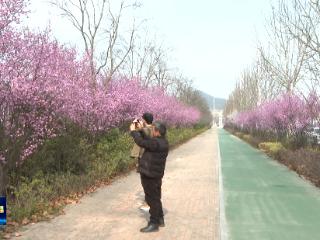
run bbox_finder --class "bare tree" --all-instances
[275,0,320,94]
[255,54,282,102]
[223,56,281,117]
[224,0,309,117]
[124,32,174,89]
[258,1,308,93]
[52,0,139,86]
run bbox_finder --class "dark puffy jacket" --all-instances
[131,130,169,178]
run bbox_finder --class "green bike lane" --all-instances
[218,129,320,240]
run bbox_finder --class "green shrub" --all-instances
[7,125,208,223]
[258,142,284,157]
[17,132,92,179]
[93,128,135,176]
[9,173,52,221]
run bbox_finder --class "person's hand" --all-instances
[137,121,143,129]
[130,123,136,131]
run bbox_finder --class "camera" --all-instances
[133,118,142,129]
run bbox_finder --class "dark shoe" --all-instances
[140,223,159,233]
[159,217,165,227]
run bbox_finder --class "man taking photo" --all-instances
[130,121,169,233]
[130,112,154,211]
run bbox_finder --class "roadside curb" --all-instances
[217,129,229,240]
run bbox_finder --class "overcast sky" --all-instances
[26,0,274,99]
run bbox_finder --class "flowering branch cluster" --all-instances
[231,93,319,137]
[0,0,200,165]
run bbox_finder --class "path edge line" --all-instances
[217,128,229,240]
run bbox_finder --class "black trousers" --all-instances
[140,174,163,224]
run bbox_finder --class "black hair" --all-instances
[154,121,166,137]
[142,112,153,124]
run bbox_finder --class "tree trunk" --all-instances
[0,164,6,196]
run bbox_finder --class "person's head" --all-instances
[142,112,153,125]
[153,121,166,137]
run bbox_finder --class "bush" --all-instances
[282,134,310,150]
[278,149,320,187]
[243,134,251,142]
[10,125,94,188]
[235,132,244,139]
[92,128,135,177]
[9,173,53,222]
[258,142,284,157]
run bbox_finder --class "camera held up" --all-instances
[132,118,143,130]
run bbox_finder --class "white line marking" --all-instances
[217,129,229,240]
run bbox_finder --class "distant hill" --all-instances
[198,90,226,111]
[214,97,226,111]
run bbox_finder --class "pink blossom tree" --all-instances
[232,93,315,143]
[0,0,201,194]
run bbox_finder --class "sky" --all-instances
[26,0,274,99]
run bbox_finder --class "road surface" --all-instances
[219,129,320,240]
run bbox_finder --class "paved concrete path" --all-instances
[219,129,320,240]
[17,128,219,240]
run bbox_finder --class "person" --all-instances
[130,112,154,211]
[130,121,169,233]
